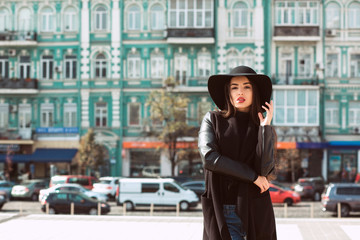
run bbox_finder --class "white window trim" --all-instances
[40,103,54,127]
[64,56,77,79]
[150,54,164,78]
[348,3,360,29]
[128,5,141,30]
[326,53,340,78]
[174,54,188,86]
[150,5,165,30]
[274,90,319,126]
[325,102,340,127]
[0,103,9,128]
[349,53,360,78]
[0,8,11,32]
[41,9,55,32]
[275,1,319,26]
[349,102,360,126]
[41,56,54,80]
[95,102,108,127]
[0,57,9,78]
[63,7,78,32]
[64,103,77,127]
[93,5,109,32]
[325,3,341,29]
[18,104,31,129]
[18,8,32,32]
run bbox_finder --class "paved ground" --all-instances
[1,213,360,240]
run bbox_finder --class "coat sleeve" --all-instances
[255,125,276,176]
[198,112,258,183]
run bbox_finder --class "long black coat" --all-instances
[198,111,277,240]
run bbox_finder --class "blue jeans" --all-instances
[223,205,246,240]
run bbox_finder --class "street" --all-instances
[2,200,358,218]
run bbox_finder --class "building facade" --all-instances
[0,0,359,182]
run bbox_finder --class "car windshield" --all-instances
[99,180,111,184]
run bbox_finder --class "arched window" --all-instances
[150,4,164,30]
[348,2,360,28]
[326,3,340,29]
[18,8,32,32]
[94,53,107,78]
[197,51,211,77]
[64,6,78,31]
[226,50,240,72]
[233,2,248,28]
[41,7,54,32]
[128,5,141,30]
[150,52,164,78]
[240,49,255,68]
[95,5,107,31]
[0,8,11,31]
[128,52,141,78]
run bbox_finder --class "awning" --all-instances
[0,153,32,163]
[0,148,78,163]
[31,148,78,163]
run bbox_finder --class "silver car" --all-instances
[39,183,108,202]
[322,183,360,217]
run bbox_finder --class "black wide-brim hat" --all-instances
[208,66,272,111]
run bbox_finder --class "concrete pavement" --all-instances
[1,213,360,240]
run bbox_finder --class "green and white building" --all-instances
[0,0,359,182]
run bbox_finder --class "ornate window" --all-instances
[350,54,360,77]
[128,102,141,126]
[349,101,360,126]
[348,2,360,28]
[64,6,78,32]
[41,55,54,80]
[19,56,31,79]
[41,7,55,32]
[0,8,11,31]
[325,101,339,126]
[128,5,141,30]
[197,51,211,77]
[64,103,77,127]
[128,52,141,78]
[174,53,188,85]
[94,53,108,78]
[95,102,107,127]
[64,55,77,79]
[233,2,248,28]
[326,3,340,29]
[40,103,54,127]
[150,52,164,78]
[94,5,107,31]
[0,56,9,78]
[151,4,164,30]
[326,53,339,77]
[18,8,32,32]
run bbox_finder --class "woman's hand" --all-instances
[258,100,273,126]
[253,176,270,193]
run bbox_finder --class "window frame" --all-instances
[64,55,77,79]
[0,103,9,129]
[64,103,77,127]
[128,5,141,30]
[349,101,360,127]
[41,55,54,80]
[95,102,108,127]
[40,103,54,127]
[128,102,141,126]
[325,100,340,127]
[94,53,108,78]
[0,56,9,78]
[41,7,55,32]
[150,4,165,30]
[150,53,164,78]
[94,5,108,31]
[64,6,78,32]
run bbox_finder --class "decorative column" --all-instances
[111,89,120,128]
[216,0,227,74]
[80,90,90,128]
[80,0,91,79]
[253,0,265,73]
[111,0,121,80]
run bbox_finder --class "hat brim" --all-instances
[208,73,272,111]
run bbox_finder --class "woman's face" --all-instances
[229,76,253,112]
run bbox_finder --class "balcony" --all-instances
[0,78,39,94]
[0,31,38,47]
[272,74,319,85]
[273,26,320,41]
[166,28,214,44]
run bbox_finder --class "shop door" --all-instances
[328,151,357,182]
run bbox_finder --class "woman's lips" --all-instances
[236,97,245,103]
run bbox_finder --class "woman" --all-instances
[198,66,277,240]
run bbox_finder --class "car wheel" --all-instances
[180,201,189,211]
[31,194,38,201]
[284,198,293,206]
[340,204,350,217]
[313,192,321,201]
[89,208,98,215]
[124,201,134,211]
[49,207,56,214]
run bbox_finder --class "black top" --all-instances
[221,111,250,204]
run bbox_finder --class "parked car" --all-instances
[0,180,15,201]
[40,191,110,215]
[50,175,98,190]
[92,177,121,199]
[322,183,360,217]
[293,177,325,201]
[269,183,301,206]
[0,191,7,210]
[39,183,108,202]
[116,178,198,211]
[11,179,48,201]
[142,166,160,177]
[181,180,205,200]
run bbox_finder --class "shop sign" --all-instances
[36,127,79,134]
[0,144,20,152]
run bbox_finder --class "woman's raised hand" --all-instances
[258,100,273,126]
[253,176,270,193]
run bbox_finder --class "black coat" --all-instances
[198,111,277,240]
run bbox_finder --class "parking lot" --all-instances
[2,200,359,218]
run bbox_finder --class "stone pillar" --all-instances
[111,89,120,128]
[81,90,90,128]
[80,0,90,79]
[253,0,264,73]
[111,0,121,79]
[216,0,227,74]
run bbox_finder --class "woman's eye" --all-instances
[231,87,237,90]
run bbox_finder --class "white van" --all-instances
[117,178,198,211]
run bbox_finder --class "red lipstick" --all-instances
[236,97,245,103]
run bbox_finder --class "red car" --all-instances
[269,183,301,206]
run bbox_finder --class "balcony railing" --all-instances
[0,31,37,41]
[274,26,320,37]
[166,28,214,38]
[272,74,319,85]
[0,78,38,89]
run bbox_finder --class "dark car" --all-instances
[0,191,7,210]
[322,183,360,217]
[293,177,325,201]
[181,180,205,200]
[40,191,110,215]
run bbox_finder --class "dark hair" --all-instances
[220,77,262,126]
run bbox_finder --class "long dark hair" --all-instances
[220,77,262,126]
[220,77,278,180]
